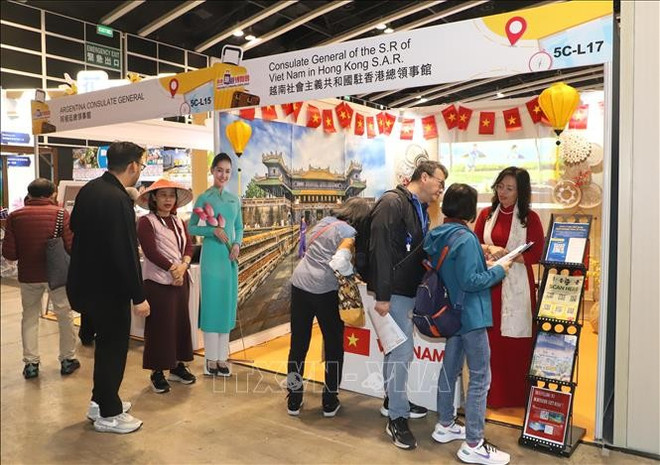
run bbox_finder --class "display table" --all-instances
[130,264,204,350]
[340,285,460,412]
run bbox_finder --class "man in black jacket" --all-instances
[368,160,448,450]
[67,141,150,434]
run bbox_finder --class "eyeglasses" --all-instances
[135,161,147,172]
[431,175,445,191]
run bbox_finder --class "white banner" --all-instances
[243,1,613,105]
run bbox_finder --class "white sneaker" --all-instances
[457,439,510,465]
[86,400,131,421]
[93,412,143,434]
[432,419,466,443]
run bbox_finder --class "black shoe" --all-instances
[287,393,303,416]
[386,417,417,450]
[79,337,94,347]
[60,358,81,375]
[150,371,170,393]
[216,362,231,377]
[23,363,39,379]
[380,396,428,419]
[169,363,196,384]
[322,395,341,418]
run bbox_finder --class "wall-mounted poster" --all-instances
[537,274,584,322]
[523,387,572,447]
[530,332,578,382]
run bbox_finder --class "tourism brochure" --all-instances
[538,274,584,322]
[489,242,534,269]
[545,222,590,264]
[366,305,407,355]
[530,331,578,382]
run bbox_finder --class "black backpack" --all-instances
[412,229,466,339]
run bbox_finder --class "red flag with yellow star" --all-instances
[281,103,294,116]
[503,107,522,132]
[441,104,459,130]
[261,105,277,121]
[569,104,589,129]
[400,118,415,140]
[366,116,376,138]
[292,102,303,122]
[382,112,396,135]
[335,102,353,129]
[376,112,386,134]
[525,97,546,124]
[239,108,255,120]
[343,326,370,356]
[478,111,495,135]
[354,113,365,135]
[421,115,438,140]
[322,109,336,133]
[306,104,321,128]
[457,106,473,131]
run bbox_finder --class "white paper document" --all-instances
[366,305,408,355]
[489,242,534,269]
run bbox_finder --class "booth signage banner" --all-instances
[242,1,613,105]
[1,131,31,145]
[31,63,249,134]
[85,42,121,71]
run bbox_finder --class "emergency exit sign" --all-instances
[96,25,114,38]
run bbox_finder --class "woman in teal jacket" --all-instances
[423,183,512,465]
[189,153,243,377]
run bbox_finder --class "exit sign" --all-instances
[96,25,114,38]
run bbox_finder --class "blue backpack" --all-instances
[412,229,466,339]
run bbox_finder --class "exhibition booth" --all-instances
[27,0,615,455]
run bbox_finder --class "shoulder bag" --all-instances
[46,209,70,290]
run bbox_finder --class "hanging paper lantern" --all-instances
[225,119,252,157]
[538,82,581,137]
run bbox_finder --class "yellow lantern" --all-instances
[225,119,252,157]
[538,82,581,136]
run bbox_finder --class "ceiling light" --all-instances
[420,98,428,103]
[384,27,394,34]
[416,95,422,99]
[375,23,387,30]
[245,34,256,41]
[496,91,505,98]
[233,29,244,37]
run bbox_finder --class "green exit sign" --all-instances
[96,25,114,38]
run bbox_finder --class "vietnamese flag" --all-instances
[292,102,303,122]
[441,104,458,130]
[335,102,353,129]
[354,113,365,135]
[239,108,255,120]
[421,115,438,140]
[376,112,386,134]
[457,106,473,131]
[366,116,376,138]
[569,104,589,129]
[478,111,495,135]
[261,105,277,121]
[525,97,546,124]
[382,112,396,136]
[322,109,336,133]
[503,107,522,132]
[281,103,294,116]
[306,104,321,128]
[400,118,415,140]
[344,326,371,356]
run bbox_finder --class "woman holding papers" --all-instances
[286,198,371,418]
[474,167,545,409]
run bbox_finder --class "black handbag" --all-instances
[45,209,70,290]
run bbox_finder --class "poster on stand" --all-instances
[545,222,590,264]
[523,386,572,446]
[530,332,578,382]
[538,274,584,322]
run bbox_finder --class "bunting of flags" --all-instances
[234,95,589,140]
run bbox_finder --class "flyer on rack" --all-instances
[523,386,572,446]
[530,332,578,382]
[538,274,584,322]
[545,222,590,264]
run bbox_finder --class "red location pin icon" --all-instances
[168,78,179,98]
[505,16,527,46]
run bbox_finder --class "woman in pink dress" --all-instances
[474,167,545,409]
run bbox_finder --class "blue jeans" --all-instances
[437,328,491,442]
[382,294,415,419]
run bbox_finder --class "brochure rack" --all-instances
[519,214,592,457]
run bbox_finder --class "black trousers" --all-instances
[287,285,344,401]
[89,299,131,418]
